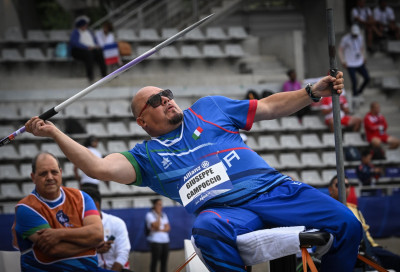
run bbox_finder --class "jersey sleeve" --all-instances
[81,191,100,217]
[208,96,257,131]
[15,204,50,240]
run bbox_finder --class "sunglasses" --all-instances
[335,183,350,188]
[137,89,174,118]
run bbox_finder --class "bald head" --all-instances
[370,101,380,115]
[131,86,162,118]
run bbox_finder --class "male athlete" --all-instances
[25,71,362,272]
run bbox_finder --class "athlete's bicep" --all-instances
[102,153,137,184]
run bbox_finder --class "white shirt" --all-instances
[340,33,364,67]
[79,29,96,47]
[98,212,131,270]
[373,6,395,26]
[79,147,102,185]
[95,30,116,48]
[351,6,372,23]
[146,210,170,243]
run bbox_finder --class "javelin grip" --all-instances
[39,107,57,121]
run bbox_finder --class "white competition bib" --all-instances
[179,156,232,213]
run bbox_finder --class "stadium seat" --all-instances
[227,26,248,40]
[174,98,193,110]
[86,101,108,117]
[0,125,16,136]
[24,48,48,61]
[109,182,134,194]
[19,163,32,179]
[138,28,160,41]
[278,153,301,168]
[300,152,324,168]
[245,135,259,150]
[107,122,130,136]
[0,145,19,160]
[128,140,141,149]
[136,46,159,59]
[280,135,302,149]
[302,115,326,130]
[63,162,75,179]
[108,100,131,117]
[3,27,24,42]
[158,45,180,59]
[129,121,148,136]
[86,122,108,137]
[183,28,205,41]
[386,150,400,163]
[21,182,35,196]
[300,133,322,148]
[41,143,64,158]
[0,105,18,120]
[205,27,228,40]
[116,29,137,41]
[133,197,152,208]
[322,151,337,167]
[18,103,42,118]
[111,198,133,209]
[47,30,70,42]
[280,116,305,131]
[180,45,203,58]
[258,135,281,150]
[203,44,225,58]
[321,133,335,148]
[27,30,48,42]
[0,183,23,199]
[300,170,325,186]
[65,180,79,189]
[343,132,368,147]
[18,143,40,159]
[97,141,108,156]
[98,180,112,196]
[282,171,300,181]
[64,102,86,118]
[1,48,24,61]
[107,140,128,153]
[261,154,280,169]
[224,44,245,58]
[321,169,337,185]
[161,28,179,40]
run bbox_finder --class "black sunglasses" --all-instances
[137,89,173,118]
[335,183,350,188]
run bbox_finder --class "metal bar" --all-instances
[327,8,346,204]
[0,14,214,147]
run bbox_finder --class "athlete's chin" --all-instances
[169,112,184,125]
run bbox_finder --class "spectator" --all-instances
[25,72,363,271]
[364,101,400,150]
[356,149,383,186]
[329,175,400,271]
[320,95,362,132]
[282,69,310,122]
[145,199,170,272]
[11,152,106,271]
[244,89,259,100]
[339,24,370,101]
[70,15,107,83]
[84,188,132,272]
[373,0,400,40]
[95,21,122,67]
[351,0,382,52]
[74,135,103,191]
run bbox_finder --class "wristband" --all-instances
[305,83,321,102]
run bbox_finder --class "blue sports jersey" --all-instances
[122,96,291,211]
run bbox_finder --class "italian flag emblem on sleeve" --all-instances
[192,127,203,140]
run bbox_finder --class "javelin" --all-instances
[326,8,346,204]
[0,14,214,147]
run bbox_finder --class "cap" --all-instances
[75,15,90,28]
[351,24,361,35]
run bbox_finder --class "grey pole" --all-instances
[327,8,346,204]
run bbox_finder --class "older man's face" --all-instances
[31,154,62,200]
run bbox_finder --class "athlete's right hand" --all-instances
[25,116,59,138]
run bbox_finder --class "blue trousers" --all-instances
[347,64,370,96]
[192,181,362,272]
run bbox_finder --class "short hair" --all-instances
[361,148,372,158]
[82,188,102,205]
[151,198,161,207]
[84,135,98,147]
[31,152,61,173]
[286,69,295,76]
[329,175,349,187]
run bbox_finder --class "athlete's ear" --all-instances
[136,117,146,128]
